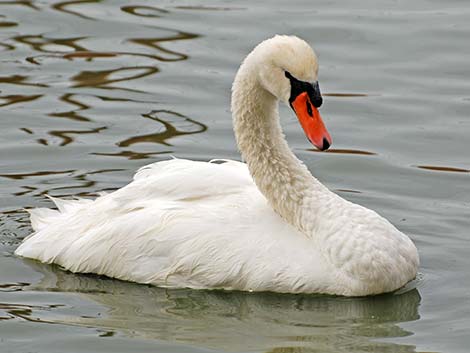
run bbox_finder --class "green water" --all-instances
[1,1,469,352]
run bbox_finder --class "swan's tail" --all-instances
[28,207,60,232]
[16,196,94,259]
[27,196,94,232]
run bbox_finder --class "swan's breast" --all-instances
[313,200,419,296]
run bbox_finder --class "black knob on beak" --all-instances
[310,82,322,108]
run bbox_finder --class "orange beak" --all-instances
[291,92,332,151]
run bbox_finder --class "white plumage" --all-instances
[15,35,419,296]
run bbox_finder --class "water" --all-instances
[1,0,469,352]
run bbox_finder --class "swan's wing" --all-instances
[16,159,320,292]
[128,158,254,201]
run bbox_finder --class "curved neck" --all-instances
[231,67,327,231]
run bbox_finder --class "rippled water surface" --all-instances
[1,1,469,352]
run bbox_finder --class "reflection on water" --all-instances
[417,165,470,173]
[72,66,159,90]
[0,1,39,10]
[309,148,377,155]
[337,189,362,194]
[14,34,87,55]
[118,110,208,147]
[92,149,171,160]
[0,300,64,325]
[173,5,245,11]
[49,93,93,122]
[63,51,117,60]
[28,30,199,64]
[0,74,47,87]
[0,169,75,180]
[0,94,42,107]
[0,41,14,51]
[323,93,371,97]
[0,169,123,198]
[0,282,29,292]
[52,0,102,20]
[121,5,168,18]
[45,126,107,146]
[23,262,421,353]
[128,31,199,62]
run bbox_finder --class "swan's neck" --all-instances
[231,68,328,231]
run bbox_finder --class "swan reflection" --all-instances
[26,262,421,353]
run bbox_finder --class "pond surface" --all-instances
[1,0,469,352]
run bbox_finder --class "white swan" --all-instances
[15,35,419,296]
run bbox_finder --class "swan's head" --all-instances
[243,35,332,151]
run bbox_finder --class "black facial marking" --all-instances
[285,71,322,108]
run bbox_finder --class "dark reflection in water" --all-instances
[0,75,47,87]
[49,93,92,122]
[0,20,17,28]
[22,262,422,353]
[71,66,158,90]
[337,189,362,194]
[63,51,118,60]
[323,93,371,97]
[18,103,206,153]
[0,302,62,324]
[0,170,75,180]
[173,5,245,11]
[417,165,470,173]
[52,0,102,20]
[0,42,14,51]
[309,148,377,155]
[0,169,123,198]
[121,5,169,18]
[0,94,42,107]
[14,34,88,55]
[0,282,29,292]
[93,150,172,160]
[47,126,107,146]
[0,1,39,10]
[26,29,199,64]
[128,31,199,62]
[118,110,208,147]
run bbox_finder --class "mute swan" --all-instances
[15,35,419,296]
